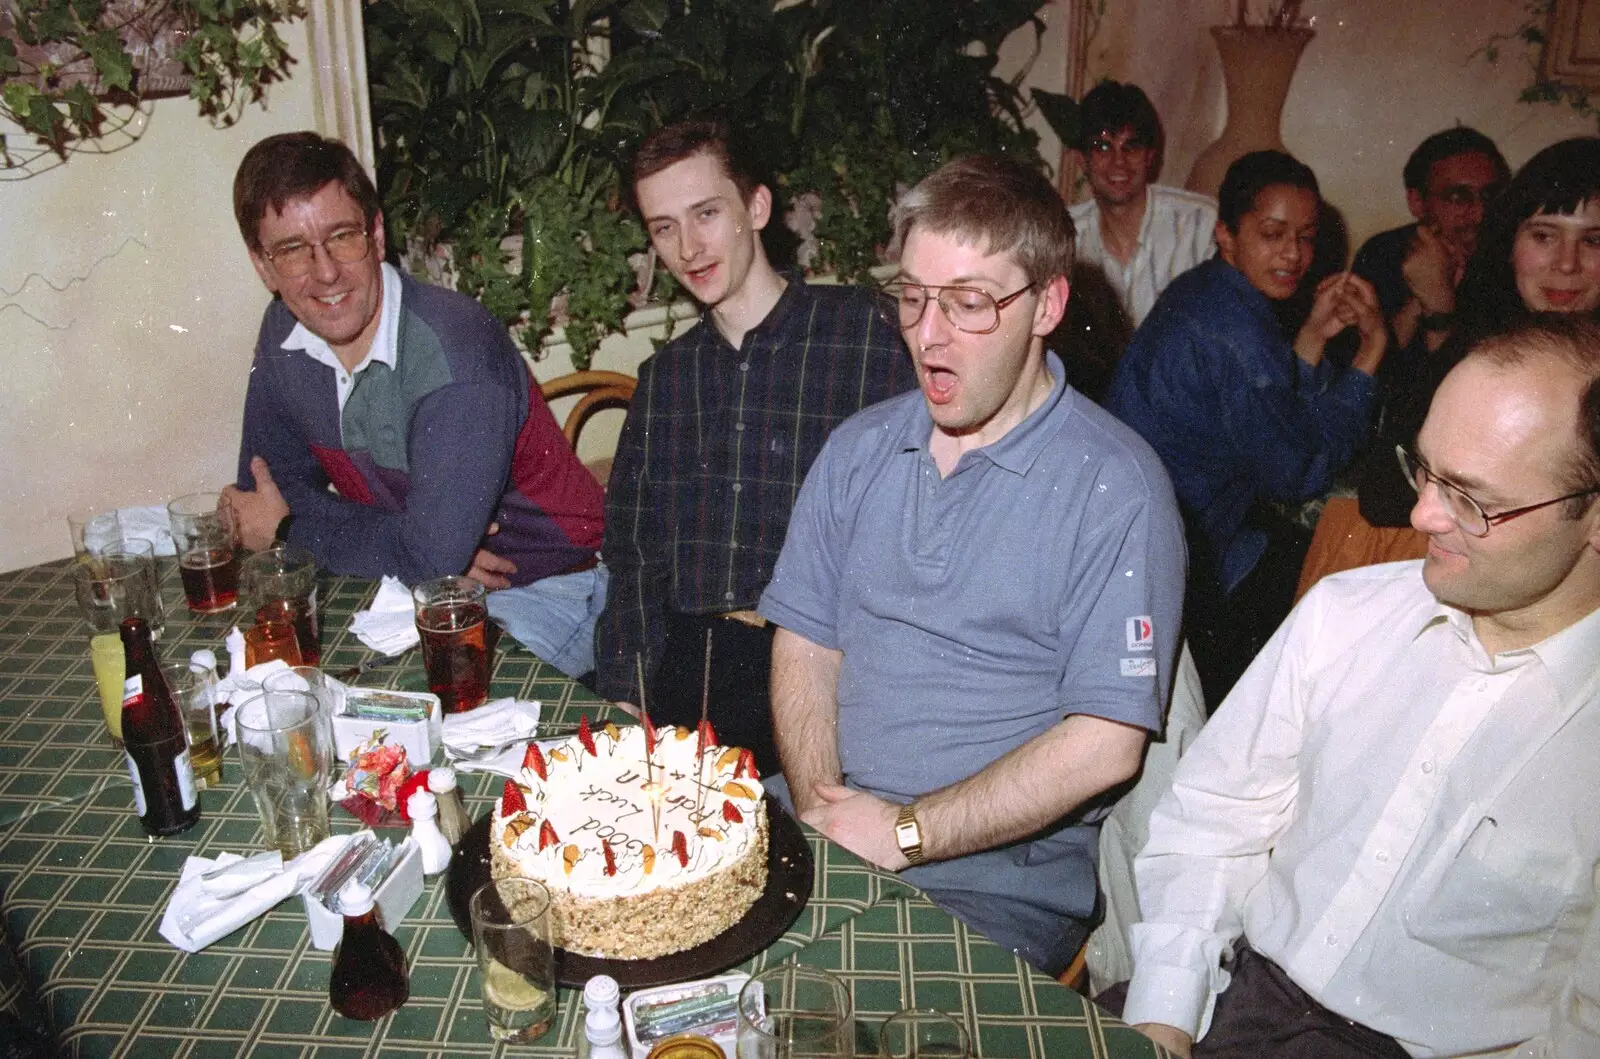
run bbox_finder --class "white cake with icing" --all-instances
[489,719,768,959]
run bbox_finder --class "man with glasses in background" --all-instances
[1352,127,1509,356]
[1068,81,1217,329]
[758,155,1185,975]
[1124,315,1600,1058]
[222,132,608,679]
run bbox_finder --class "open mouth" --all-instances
[922,366,958,405]
[316,293,350,308]
[1541,287,1584,309]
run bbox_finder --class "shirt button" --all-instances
[724,591,735,601]
[739,362,750,372]
[1325,932,1338,946]
[735,422,746,432]
[1420,761,1434,774]
[1375,850,1389,863]
[732,483,742,493]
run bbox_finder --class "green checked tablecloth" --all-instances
[0,558,1162,1058]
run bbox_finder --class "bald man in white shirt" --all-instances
[1125,316,1600,1059]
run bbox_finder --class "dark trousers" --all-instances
[1099,942,1409,1059]
[1195,943,1410,1059]
[1184,514,1311,711]
[648,611,781,779]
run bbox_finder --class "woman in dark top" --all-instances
[1298,137,1600,596]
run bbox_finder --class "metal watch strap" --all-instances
[894,803,927,866]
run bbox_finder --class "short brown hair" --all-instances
[888,154,1074,286]
[1465,315,1600,508]
[233,132,381,251]
[629,118,762,208]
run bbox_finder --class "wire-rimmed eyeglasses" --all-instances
[881,281,1034,335]
[1396,444,1600,537]
[262,227,372,278]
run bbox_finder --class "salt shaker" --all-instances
[405,789,452,875]
[577,974,627,1059]
[426,767,472,846]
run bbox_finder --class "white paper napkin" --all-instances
[158,837,355,953]
[441,697,542,777]
[119,505,177,556]
[349,576,420,655]
[214,655,297,747]
[159,853,300,952]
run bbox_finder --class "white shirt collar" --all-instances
[1421,594,1600,702]
[279,261,403,377]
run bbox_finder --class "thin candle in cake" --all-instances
[694,629,712,816]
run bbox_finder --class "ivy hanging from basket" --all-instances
[0,0,306,173]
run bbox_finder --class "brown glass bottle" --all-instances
[119,617,200,836]
[329,881,409,1021]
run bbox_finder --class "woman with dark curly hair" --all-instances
[1296,137,1600,597]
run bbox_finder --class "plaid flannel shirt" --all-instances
[595,277,913,702]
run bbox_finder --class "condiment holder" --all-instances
[624,973,748,1059]
[331,687,443,764]
[302,833,424,949]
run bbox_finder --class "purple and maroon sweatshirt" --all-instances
[236,270,604,587]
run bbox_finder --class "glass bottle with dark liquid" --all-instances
[329,880,409,1021]
[119,617,201,836]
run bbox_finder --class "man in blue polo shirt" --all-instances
[758,155,1186,975]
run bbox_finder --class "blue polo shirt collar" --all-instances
[896,351,1070,475]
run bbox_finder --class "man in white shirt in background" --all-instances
[1125,315,1600,1058]
[1068,81,1216,330]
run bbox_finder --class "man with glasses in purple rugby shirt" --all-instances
[1124,316,1600,1058]
[222,132,607,680]
[759,154,1185,977]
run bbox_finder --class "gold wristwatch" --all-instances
[894,803,927,866]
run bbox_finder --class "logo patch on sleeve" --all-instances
[1120,657,1157,677]
[1126,616,1154,651]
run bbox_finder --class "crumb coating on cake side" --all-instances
[489,721,769,958]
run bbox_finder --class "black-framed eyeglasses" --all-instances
[1396,445,1600,537]
[880,282,1035,335]
[263,227,372,278]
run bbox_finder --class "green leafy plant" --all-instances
[367,0,1078,366]
[0,0,305,169]
[367,0,676,367]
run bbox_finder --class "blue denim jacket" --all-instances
[1105,259,1376,593]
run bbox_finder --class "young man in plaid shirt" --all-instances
[594,119,912,774]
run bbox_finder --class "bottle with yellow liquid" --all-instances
[89,632,125,748]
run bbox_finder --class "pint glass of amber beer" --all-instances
[167,493,241,614]
[413,575,490,712]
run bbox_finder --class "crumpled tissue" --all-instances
[349,576,420,655]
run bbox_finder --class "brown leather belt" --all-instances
[718,609,767,629]
[560,552,601,576]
